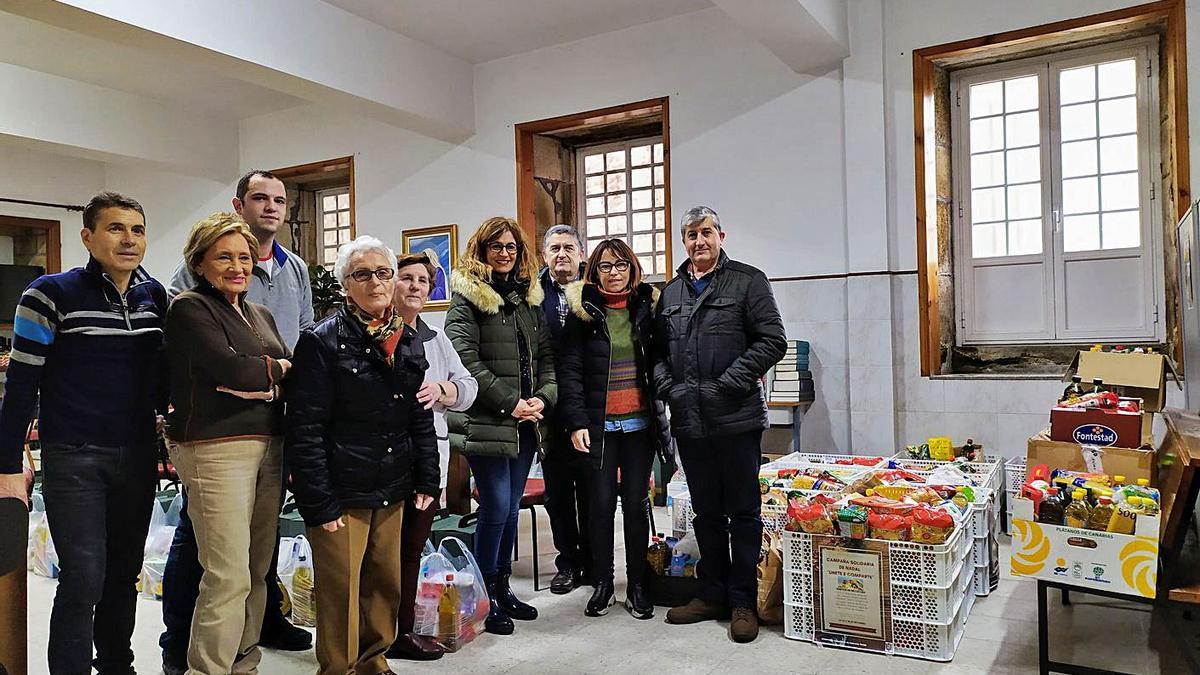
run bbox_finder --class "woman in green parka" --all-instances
[444,216,556,635]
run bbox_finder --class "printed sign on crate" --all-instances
[811,536,893,654]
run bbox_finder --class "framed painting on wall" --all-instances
[402,224,457,311]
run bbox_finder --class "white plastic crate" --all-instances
[783,600,815,641]
[670,493,692,537]
[783,521,969,590]
[1004,456,1027,496]
[886,456,1003,495]
[972,563,993,596]
[764,452,889,469]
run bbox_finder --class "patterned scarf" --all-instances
[346,299,405,364]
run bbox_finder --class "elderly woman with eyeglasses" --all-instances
[444,216,556,635]
[285,235,438,675]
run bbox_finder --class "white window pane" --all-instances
[632,211,653,232]
[655,188,665,208]
[1005,111,1039,148]
[323,229,338,246]
[1100,172,1139,211]
[631,167,652,189]
[969,81,1003,118]
[608,215,627,235]
[1098,97,1137,136]
[654,165,664,186]
[323,213,337,229]
[337,212,349,228]
[631,189,652,211]
[584,154,604,174]
[585,175,605,195]
[633,233,653,254]
[1102,211,1140,249]
[972,187,1006,222]
[1060,66,1096,105]
[606,172,626,193]
[1063,176,1098,215]
[586,218,605,238]
[322,195,337,212]
[653,143,664,163]
[337,193,349,210]
[638,255,653,272]
[1060,102,1097,141]
[972,222,1006,258]
[972,151,1004,188]
[970,117,1004,153]
[1006,147,1040,184]
[1061,139,1098,178]
[1099,134,1138,174]
[606,151,626,171]
[607,193,626,214]
[1007,184,1041,220]
[631,145,653,166]
[587,197,605,216]
[655,232,665,250]
[1064,214,1100,252]
[656,254,666,272]
[1008,218,1043,255]
[324,247,338,264]
[1098,59,1136,99]
[1005,76,1038,113]
[655,210,665,229]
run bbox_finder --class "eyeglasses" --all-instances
[488,242,520,254]
[596,260,631,274]
[348,267,396,283]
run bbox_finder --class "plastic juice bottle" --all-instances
[438,573,460,651]
[1087,496,1115,531]
[1064,490,1092,529]
[1132,495,1160,517]
[1037,488,1066,525]
[1107,498,1138,534]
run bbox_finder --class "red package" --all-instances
[777,469,799,480]
[853,457,884,466]
[910,506,954,544]
[868,511,912,541]
[848,494,917,515]
[875,469,926,485]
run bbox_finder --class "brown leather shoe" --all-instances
[385,632,444,661]
[664,597,729,624]
[730,607,759,643]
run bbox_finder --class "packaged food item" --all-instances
[1064,490,1092,529]
[1106,499,1138,535]
[759,476,771,494]
[1087,497,1115,531]
[1131,495,1160,517]
[777,469,800,480]
[848,493,916,516]
[836,505,869,539]
[928,436,954,461]
[876,469,926,485]
[791,475,828,491]
[872,485,917,502]
[905,443,931,459]
[1061,375,1085,402]
[789,502,835,535]
[868,511,911,541]
[950,486,975,511]
[646,536,671,575]
[1133,478,1161,504]
[1037,488,1066,525]
[910,507,954,544]
[908,487,943,504]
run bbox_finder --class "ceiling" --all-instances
[322,0,715,64]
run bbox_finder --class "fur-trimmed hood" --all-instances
[450,258,544,315]
[564,280,660,322]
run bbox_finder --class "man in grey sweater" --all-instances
[160,170,315,674]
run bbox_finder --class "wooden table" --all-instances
[767,400,811,453]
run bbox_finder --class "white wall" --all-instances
[0,144,104,271]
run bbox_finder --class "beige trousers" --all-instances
[308,504,405,675]
[170,436,282,675]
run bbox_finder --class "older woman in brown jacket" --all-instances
[165,212,291,675]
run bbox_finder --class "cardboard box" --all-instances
[1049,407,1152,448]
[1010,497,1159,598]
[1026,430,1158,484]
[1063,350,1179,412]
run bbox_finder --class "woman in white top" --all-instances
[387,252,478,661]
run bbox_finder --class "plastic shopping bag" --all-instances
[412,551,455,640]
[434,536,489,651]
[276,536,299,618]
[139,495,176,599]
[28,491,58,579]
[288,535,317,627]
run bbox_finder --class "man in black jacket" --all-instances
[538,224,592,594]
[653,206,786,643]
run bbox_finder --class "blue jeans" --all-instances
[41,442,157,675]
[466,434,537,577]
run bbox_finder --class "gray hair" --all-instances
[543,224,583,251]
[679,205,721,235]
[334,235,398,290]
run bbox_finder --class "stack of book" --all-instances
[770,340,814,403]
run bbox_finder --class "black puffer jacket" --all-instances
[557,281,673,468]
[652,251,787,439]
[284,305,439,526]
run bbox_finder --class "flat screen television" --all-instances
[0,265,44,326]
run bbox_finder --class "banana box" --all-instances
[1009,497,1159,598]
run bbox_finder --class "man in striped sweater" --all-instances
[0,192,168,675]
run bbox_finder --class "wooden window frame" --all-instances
[515,97,674,280]
[271,156,355,237]
[913,0,1189,375]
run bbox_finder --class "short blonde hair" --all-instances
[183,212,259,275]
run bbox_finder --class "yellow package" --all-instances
[927,437,954,461]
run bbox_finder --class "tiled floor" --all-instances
[24,507,1197,674]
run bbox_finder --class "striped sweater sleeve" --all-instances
[0,279,60,473]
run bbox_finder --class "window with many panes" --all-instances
[951,39,1163,344]
[576,138,668,279]
[317,187,352,268]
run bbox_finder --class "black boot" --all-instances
[585,580,615,617]
[625,583,654,619]
[484,574,514,635]
[494,573,538,621]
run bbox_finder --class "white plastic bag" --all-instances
[288,535,317,627]
[276,536,299,617]
[434,536,489,651]
[28,492,58,578]
[412,551,455,640]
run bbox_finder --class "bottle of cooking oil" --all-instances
[1037,487,1066,525]
[1087,496,1115,531]
[1064,489,1092,529]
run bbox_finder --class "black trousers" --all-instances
[589,428,654,586]
[41,442,157,675]
[676,430,763,609]
[542,441,592,576]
